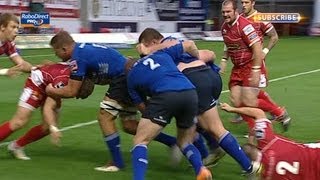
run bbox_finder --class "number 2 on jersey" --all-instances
[143,58,160,70]
[276,161,299,175]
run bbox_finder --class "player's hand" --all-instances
[7,65,23,78]
[220,102,234,112]
[50,131,62,147]
[249,70,261,87]
[45,83,55,96]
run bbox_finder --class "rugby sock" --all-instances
[105,132,124,168]
[258,90,283,117]
[182,144,203,175]
[0,122,13,141]
[16,125,49,147]
[219,131,252,172]
[132,144,148,180]
[193,133,209,159]
[241,114,255,130]
[154,132,177,147]
[199,130,220,151]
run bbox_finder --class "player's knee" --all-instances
[121,120,138,135]
[133,135,150,145]
[10,118,28,130]
[99,100,123,116]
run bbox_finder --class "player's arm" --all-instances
[263,26,279,56]
[219,45,229,74]
[127,73,146,112]
[198,50,216,62]
[42,96,62,146]
[46,78,83,98]
[220,102,266,119]
[182,40,199,59]
[250,41,263,87]
[10,55,33,72]
[137,40,179,55]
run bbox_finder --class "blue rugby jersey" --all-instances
[69,43,127,84]
[161,36,220,73]
[127,43,195,104]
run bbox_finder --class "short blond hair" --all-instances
[50,30,75,48]
[0,13,19,27]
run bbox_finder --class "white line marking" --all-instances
[1,68,319,147]
[0,54,54,59]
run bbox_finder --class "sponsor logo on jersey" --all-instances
[248,32,258,41]
[243,24,255,35]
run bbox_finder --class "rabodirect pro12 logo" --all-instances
[20,12,50,28]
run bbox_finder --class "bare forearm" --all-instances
[199,50,215,62]
[266,35,278,51]
[21,61,33,72]
[251,43,263,67]
[47,88,77,98]
[183,41,199,59]
[43,97,59,127]
[265,28,279,51]
[43,107,58,127]
[229,106,265,119]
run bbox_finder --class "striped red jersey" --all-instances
[221,15,261,67]
[241,11,274,43]
[0,41,18,58]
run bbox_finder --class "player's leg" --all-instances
[229,86,245,123]
[256,70,286,118]
[119,107,139,135]
[95,96,125,171]
[95,75,132,171]
[173,89,212,179]
[198,106,253,173]
[177,126,212,179]
[8,122,49,160]
[192,131,209,160]
[239,86,258,130]
[244,69,291,131]
[9,104,60,160]
[257,89,291,131]
[0,106,34,142]
[182,66,221,160]
[131,119,164,180]
[119,106,177,148]
[0,106,34,160]
[197,126,224,167]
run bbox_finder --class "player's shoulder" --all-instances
[0,40,15,47]
[238,15,252,25]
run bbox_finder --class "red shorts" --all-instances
[228,62,268,89]
[18,79,46,110]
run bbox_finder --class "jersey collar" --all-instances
[230,15,240,27]
[246,10,258,19]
